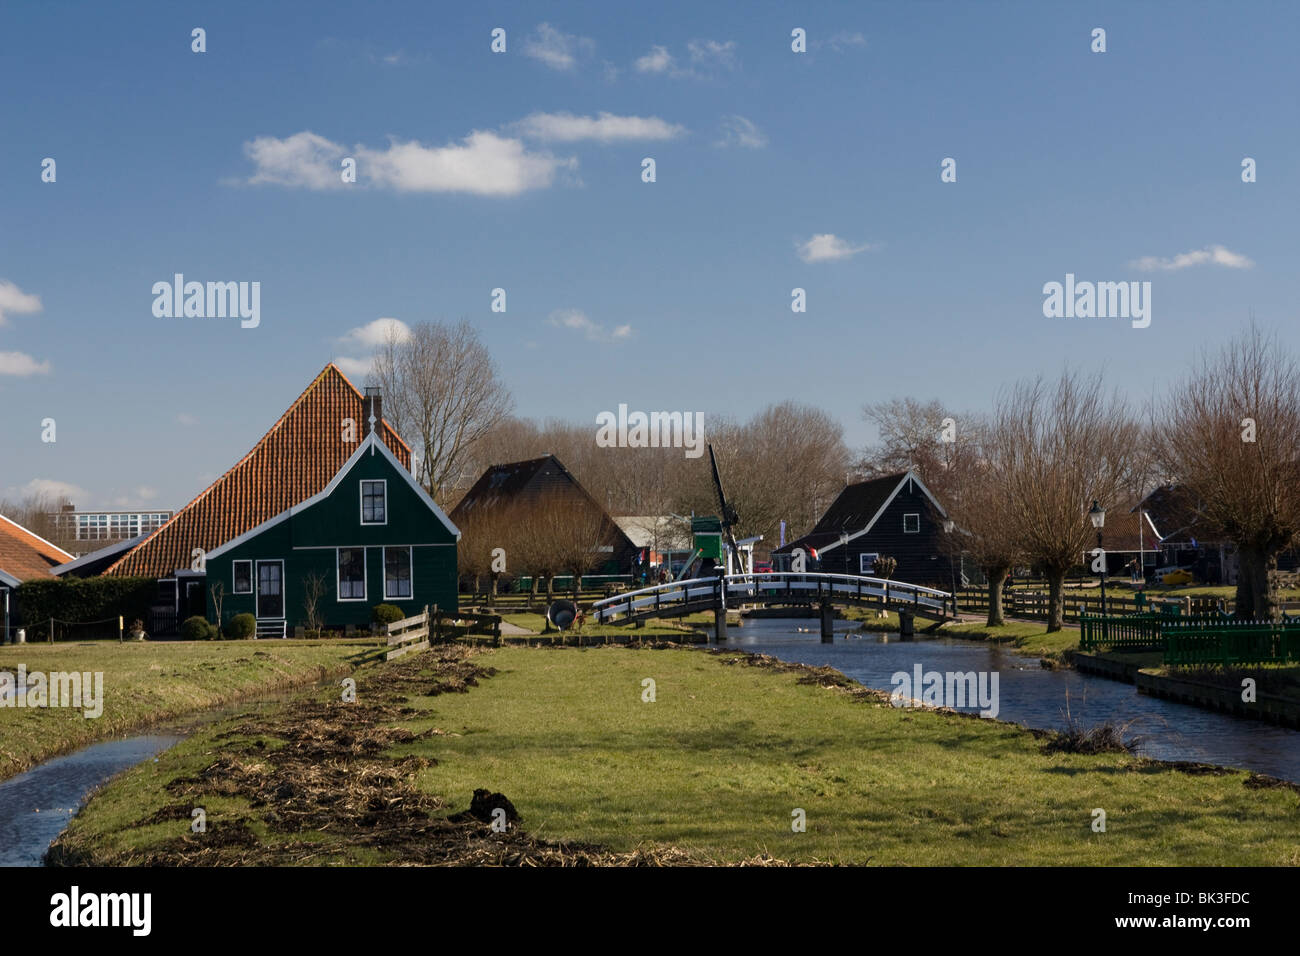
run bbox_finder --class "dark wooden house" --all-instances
[771,471,953,588]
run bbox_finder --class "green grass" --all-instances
[0,638,382,782]
[60,645,1300,865]
[500,611,714,638]
[938,620,1079,659]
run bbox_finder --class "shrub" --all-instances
[224,613,256,640]
[371,603,405,628]
[180,615,213,641]
[15,577,157,641]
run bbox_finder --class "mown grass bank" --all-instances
[0,639,383,782]
[53,643,1300,866]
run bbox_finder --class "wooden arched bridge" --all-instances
[589,572,956,641]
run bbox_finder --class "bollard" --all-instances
[899,611,915,638]
[16,628,26,644]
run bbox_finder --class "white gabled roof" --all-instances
[819,470,949,555]
[207,433,460,561]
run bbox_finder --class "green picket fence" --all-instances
[1081,610,1300,665]
[1163,619,1300,666]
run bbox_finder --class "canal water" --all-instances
[729,618,1300,783]
[0,734,181,866]
[0,692,307,867]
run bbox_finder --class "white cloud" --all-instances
[797,234,874,263]
[827,31,867,52]
[0,351,51,376]
[514,111,686,143]
[687,38,738,70]
[334,356,375,381]
[338,317,412,348]
[635,45,674,73]
[176,413,199,427]
[0,280,42,327]
[715,115,767,149]
[245,130,574,196]
[1130,245,1255,272]
[135,486,158,501]
[523,22,594,71]
[244,131,348,190]
[547,309,632,343]
[11,478,86,503]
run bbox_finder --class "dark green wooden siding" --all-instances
[204,446,458,630]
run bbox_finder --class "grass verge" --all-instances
[0,638,383,782]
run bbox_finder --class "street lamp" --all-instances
[1089,500,1106,615]
[840,533,850,576]
[942,518,956,615]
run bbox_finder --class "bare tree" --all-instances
[860,398,962,497]
[371,320,513,506]
[302,572,329,637]
[994,372,1141,632]
[941,421,1023,625]
[1153,327,1300,620]
[209,581,226,632]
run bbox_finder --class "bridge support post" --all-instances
[899,610,915,638]
[820,601,835,642]
[714,608,727,642]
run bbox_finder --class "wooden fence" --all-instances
[956,588,1224,622]
[385,605,503,660]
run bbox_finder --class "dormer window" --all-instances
[361,480,387,524]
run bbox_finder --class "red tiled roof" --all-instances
[0,513,74,582]
[105,364,411,578]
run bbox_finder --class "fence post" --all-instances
[423,605,430,643]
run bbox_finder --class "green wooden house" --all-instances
[204,431,460,633]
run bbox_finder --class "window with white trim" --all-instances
[361,480,387,524]
[384,546,412,599]
[859,553,880,574]
[338,548,366,601]
[232,560,253,594]
[903,513,920,534]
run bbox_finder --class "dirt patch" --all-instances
[1243,773,1300,796]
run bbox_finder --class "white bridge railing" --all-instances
[590,572,953,623]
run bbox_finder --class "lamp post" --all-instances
[942,518,956,616]
[840,533,849,577]
[1089,500,1106,616]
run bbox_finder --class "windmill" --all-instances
[708,444,746,576]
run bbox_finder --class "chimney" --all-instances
[362,386,382,436]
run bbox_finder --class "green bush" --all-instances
[371,604,405,627]
[180,615,213,641]
[224,613,256,640]
[15,577,157,640]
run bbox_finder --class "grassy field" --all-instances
[938,620,1080,659]
[0,638,383,782]
[53,644,1300,866]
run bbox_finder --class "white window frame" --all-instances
[383,546,413,600]
[336,546,367,603]
[232,559,253,595]
[859,552,880,575]
[360,479,388,525]
[903,513,921,534]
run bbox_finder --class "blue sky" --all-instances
[1,0,1296,511]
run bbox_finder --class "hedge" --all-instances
[14,577,157,641]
